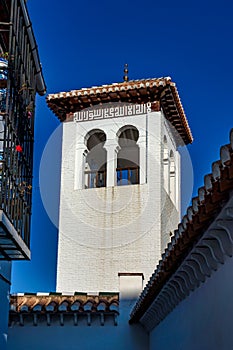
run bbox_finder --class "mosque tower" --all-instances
[47,71,192,294]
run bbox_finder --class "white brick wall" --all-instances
[56,110,181,292]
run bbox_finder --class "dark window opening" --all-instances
[84,130,107,189]
[117,126,139,186]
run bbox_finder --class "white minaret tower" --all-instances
[47,74,192,294]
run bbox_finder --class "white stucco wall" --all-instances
[160,189,179,252]
[150,254,233,350]
[7,300,148,350]
[0,262,11,350]
[56,109,180,293]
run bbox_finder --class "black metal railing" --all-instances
[0,0,40,249]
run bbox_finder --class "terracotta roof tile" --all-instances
[46,77,193,145]
[10,292,119,314]
[9,292,119,327]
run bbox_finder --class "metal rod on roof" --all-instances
[123,63,129,82]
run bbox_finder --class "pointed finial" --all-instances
[123,63,129,82]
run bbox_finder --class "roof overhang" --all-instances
[47,77,193,145]
[10,292,119,326]
[0,0,46,95]
[19,0,46,95]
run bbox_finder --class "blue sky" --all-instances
[11,0,233,292]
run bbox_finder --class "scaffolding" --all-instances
[0,0,46,259]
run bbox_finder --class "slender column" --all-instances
[74,145,87,190]
[104,140,118,187]
[163,149,169,192]
[138,134,147,184]
[176,151,181,213]
[169,161,176,203]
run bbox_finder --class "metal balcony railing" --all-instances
[0,0,46,259]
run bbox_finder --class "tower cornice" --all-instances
[46,77,193,145]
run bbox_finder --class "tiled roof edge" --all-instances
[9,293,119,326]
[46,77,172,100]
[46,77,193,145]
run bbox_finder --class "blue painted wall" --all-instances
[150,255,233,350]
[0,262,11,350]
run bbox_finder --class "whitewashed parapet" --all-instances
[130,128,233,328]
[140,195,233,331]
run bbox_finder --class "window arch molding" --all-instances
[116,124,140,142]
[84,128,107,150]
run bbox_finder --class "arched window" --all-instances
[163,136,169,192]
[116,125,139,186]
[84,129,107,188]
[169,150,176,203]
